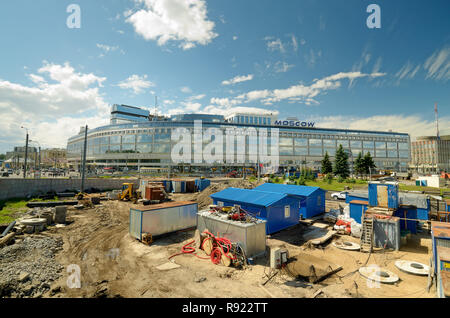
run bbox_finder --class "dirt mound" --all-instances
[196,179,265,209]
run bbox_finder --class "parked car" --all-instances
[331,191,347,200]
[2,172,9,177]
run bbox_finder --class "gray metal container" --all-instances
[373,217,401,251]
[197,211,267,258]
[129,201,198,239]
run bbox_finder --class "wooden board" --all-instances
[202,238,213,256]
[377,186,388,208]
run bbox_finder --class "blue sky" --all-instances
[0,0,449,152]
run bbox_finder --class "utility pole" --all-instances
[435,102,440,173]
[81,125,88,193]
[21,127,29,179]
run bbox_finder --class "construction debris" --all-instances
[285,253,342,283]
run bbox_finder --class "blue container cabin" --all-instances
[394,205,418,234]
[195,179,211,192]
[368,181,399,209]
[253,183,325,219]
[345,191,368,204]
[431,222,450,274]
[210,187,300,234]
[349,200,369,224]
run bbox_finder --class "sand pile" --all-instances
[196,179,265,209]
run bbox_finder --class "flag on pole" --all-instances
[435,103,440,140]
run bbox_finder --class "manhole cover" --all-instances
[359,265,399,283]
[395,260,429,276]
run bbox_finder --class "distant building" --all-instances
[40,148,67,168]
[66,104,411,172]
[410,135,450,173]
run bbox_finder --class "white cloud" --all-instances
[180,86,192,93]
[126,0,218,50]
[0,62,109,152]
[96,43,119,53]
[274,61,294,73]
[266,38,285,53]
[117,74,154,94]
[221,74,254,86]
[316,114,450,141]
[219,71,386,106]
[291,35,298,52]
[233,36,238,41]
[163,99,175,105]
[395,61,421,81]
[188,94,206,100]
[424,46,450,81]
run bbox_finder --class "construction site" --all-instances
[0,175,449,299]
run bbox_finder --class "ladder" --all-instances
[360,214,373,253]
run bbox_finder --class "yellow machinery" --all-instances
[120,183,141,203]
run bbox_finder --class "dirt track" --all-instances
[33,196,436,299]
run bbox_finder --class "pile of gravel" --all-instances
[0,236,64,297]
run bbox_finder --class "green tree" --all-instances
[334,144,350,179]
[363,152,376,175]
[0,154,6,160]
[321,151,333,174]
[354,152,365,177]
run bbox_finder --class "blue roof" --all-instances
[210,187,287,207]
[254,183,323,197]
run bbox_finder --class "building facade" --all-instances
[66,106,411,173]
[410,135,450,173]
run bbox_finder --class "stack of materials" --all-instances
[197,206,266,259]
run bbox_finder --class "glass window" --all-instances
[294,138,307,147]
[309,139,322,147]
[122,144,135,151]
[375,142,386,149]
[309,148,322,156]
[245,116,249,124]
[363,141,374,149]
[136,144,152,153]
[324,148,336,156]
[279,137,292,147]
[295,148,308,155]
[110,135,121,144]
[387,150,398,158]
[323,140,335,147]
[122,135,135,144]
[337,140,350,148]
[137,135,153,143]
[350,140,362,148]
[263,117,267,125]
[398,143,409,150]
[399,150,409,158]
[376,149,386,158]
[268,118,271,125]
[109,145,120,152]
[279,147,293,156]
[153,144,171,153]
[100,145,109,154]
[387,142,397,149]
[155,134,170,142]
[351,149,361,157]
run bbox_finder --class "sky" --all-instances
[0,0,449,153]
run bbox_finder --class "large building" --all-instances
[410,135,450,173]
[66,105,411,172]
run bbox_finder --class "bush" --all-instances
[346,178,356,184]
[337,176,345,183]
[296,177,306,186]
[274,177,280,183]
